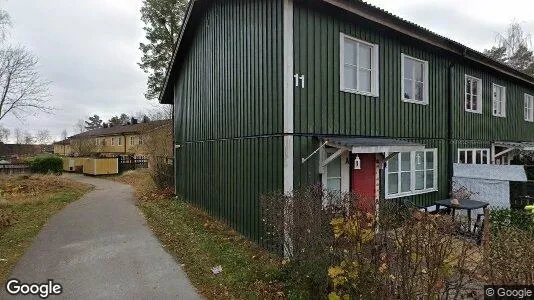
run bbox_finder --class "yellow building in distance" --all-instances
[53,119,171,158]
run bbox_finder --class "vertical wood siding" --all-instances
[292,3,451,207]
[452,63,534,142]
[293,4,449,139]
[173,0,284,242]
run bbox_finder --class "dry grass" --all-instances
[110,170,289,299]
[0,174,89,204]
[0,174,91,283]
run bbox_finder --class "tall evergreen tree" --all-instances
[84,115,103,130]
[138,0,188,100]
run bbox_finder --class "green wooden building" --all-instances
[160,0,534,242]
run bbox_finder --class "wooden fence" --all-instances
[118,156,148,173]
[0,163,30,175]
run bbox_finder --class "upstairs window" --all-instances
[111,137,117,146]
[340,33,379,96]
[118,137,123,146]
[401,54,428,105]
[525,93,534,122]
[465,75,482,113]
[492,84,506,117]
[130,136,135,146]
[457,148,489,164]
[138,136,143,145]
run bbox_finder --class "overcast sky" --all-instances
[0,0,533,142]
[0,0,160,142]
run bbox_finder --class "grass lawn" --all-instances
[113,170,291,299]
[0,174,91,283]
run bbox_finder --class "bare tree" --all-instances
[36,129,51,145]
[13,127,21,144]
[70,138,102,156]
[61,129,68,140]
[0,9,11,43]
[0,125,9,142]
[0,46,51,121]
[22,130,34,144]
[485,21,534,75]
[73,119,85,134]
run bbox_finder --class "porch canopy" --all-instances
[493,141,534,152]
[324,137,425,153]
[492,141,534,162]
[302,136,427,165]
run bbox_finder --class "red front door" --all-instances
[351,153,377,214]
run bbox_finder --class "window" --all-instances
[457,149,490,164]
[465,75,482,113]
[340,33,379,96]
[111,137,117,146]
[385,149,437,198]
[492,84,506,117]
[118,137,122,146]
[138,136,143,145]
[130,136,135,146]
[401,54,429,104]
[525,93,534,122]
[325,156,342,194]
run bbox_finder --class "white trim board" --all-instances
[282,0,294,259]
[282,0,294,195]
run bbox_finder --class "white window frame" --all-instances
[465,75,482,114]
[130,136,135,146]
[118,136,122,146]
[492,84,506,117]
[138,136,143,145]
[401,53,429,105]
[339,33,379,97]
[525,93,534,122]
[320,148,350,195]
[457,148,490,164]
[111,137,116,146]
[385,149,438,199]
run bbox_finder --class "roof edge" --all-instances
[159,0,198,104]
[159,0,534,106]
[322,0,534,86]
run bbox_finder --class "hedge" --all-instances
[29,156,63,174]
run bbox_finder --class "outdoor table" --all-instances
[435,199,489,232]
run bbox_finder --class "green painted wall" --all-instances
[173,0,284,242]
[452,63,534,142]
[292,2,453,206]
[294,136,449,207]
[291,2,534,207]
[293,3,449,139]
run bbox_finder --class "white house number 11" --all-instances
[294,74,305,88]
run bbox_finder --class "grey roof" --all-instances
[68,120,171,139]
[159,0,534,104]
[453,163,527,182]
[324,137,425,153]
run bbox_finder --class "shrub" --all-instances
[490,208,534,233]
[150,158,173,189]
[29,155,63,174]
[260,185,362,298]
[483,209,534,284]
[328,209,480,299]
